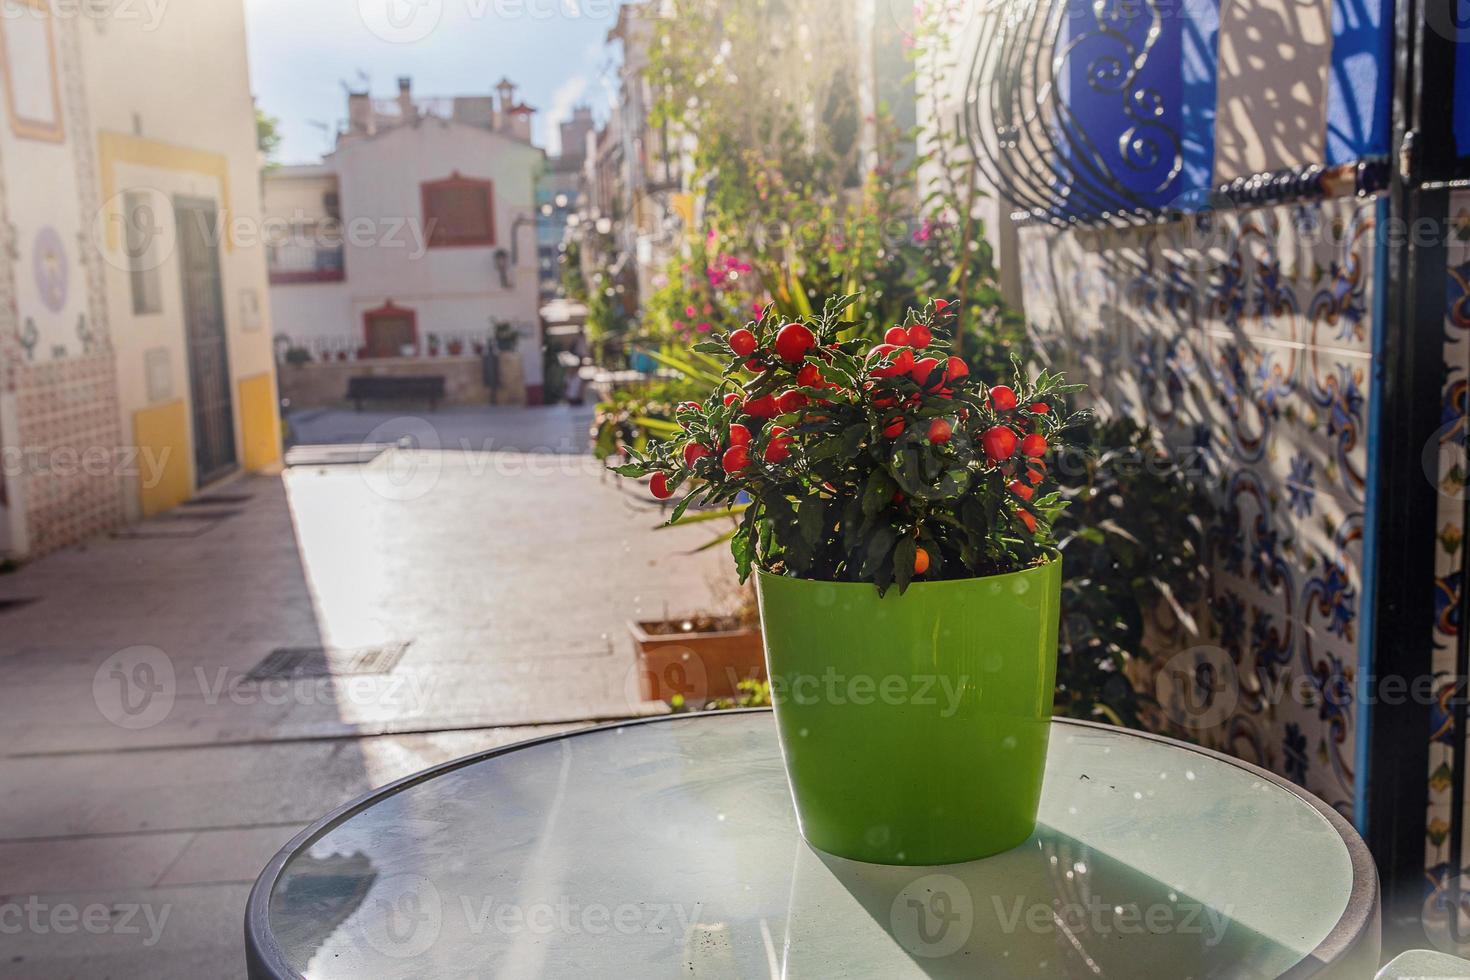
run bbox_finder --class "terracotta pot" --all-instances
[628,619,765,705]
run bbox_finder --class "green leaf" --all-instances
[861,469,896,517]
[796,498,825,549]
[646,349,723,386]
[893,535,917,593]
[662,503,749,527]
[632,416,683,436]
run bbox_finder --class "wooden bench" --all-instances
[346,375,446,412]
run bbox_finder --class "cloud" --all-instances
[545,75,589,155]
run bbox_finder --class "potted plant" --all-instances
[447,338,465,356]
[611,296,1083,864]
[494,321,520,352]
[427,333,442,357]
[629,582,765,707]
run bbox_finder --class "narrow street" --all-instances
[0,409,731,978]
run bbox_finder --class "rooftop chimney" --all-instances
[397,76,415,121]
[347,91,374,135]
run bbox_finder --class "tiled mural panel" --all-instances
[1430,191,1470,898]
[13,353,125,556]
[1019,195,1378,819]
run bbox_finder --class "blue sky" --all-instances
[244,0,623,164]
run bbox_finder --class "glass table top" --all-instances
[250,711,1377,979]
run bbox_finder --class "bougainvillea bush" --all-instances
[610,296,1086,594]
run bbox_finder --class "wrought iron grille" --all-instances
[962,0,1197,225]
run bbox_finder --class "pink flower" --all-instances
[697,322,712,333]
[685,305,696,317]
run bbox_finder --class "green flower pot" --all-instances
[755,558,1061,865]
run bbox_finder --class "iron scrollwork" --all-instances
[962,0,1188,226]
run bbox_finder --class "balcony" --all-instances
[267,242,345,285]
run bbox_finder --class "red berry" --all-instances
[722,444,750,474]
[683,443,711,467]
[883,417,906,438]
[743,394,779,418]
[868,344,915,378]
[728,423,752,446]
[933,299,950,313]
[989,386,1017,411]
[1008,478,1034,501]
[982,425,1018,461]
[1018,510,1037,533]
[914,546,930,575]
[911,357,941,386]
[776,389,808,414]
[927,417,953,444]
[797,363,823,388]
[763,426,792,463]
[722,392,741,407]
[728,328,757,357]
[774,322,815,362]
[1021,433,1048,457]
[650,473,673,499]
[907,324,933,348]
[1029,402,1050,414]
[944,356,969,383]
[745,358,765,373]
[884,326,909,345]
[1027,466,1045,485]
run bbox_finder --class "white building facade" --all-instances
[264,79,548,402]
[0,0,280,557]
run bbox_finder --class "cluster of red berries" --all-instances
[643,301,1062,579]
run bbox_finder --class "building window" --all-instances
[124,191,163,315]
[363,301,417,358]
[422,173,495,248]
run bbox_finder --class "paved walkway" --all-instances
[287,403,598,455]
[0,417,733,977]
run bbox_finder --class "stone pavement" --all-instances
[0,414,735,977]
[286,403,598,456]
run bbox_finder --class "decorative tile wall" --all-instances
[0,14,125,557]
[1428,192,1470,899]
[1020,193,1379,819]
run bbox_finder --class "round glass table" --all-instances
[246,710,1379,979]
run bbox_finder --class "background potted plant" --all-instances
[628,582,764,707]
[612,295,1084,864]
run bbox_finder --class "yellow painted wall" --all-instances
[133,400,191,517]
[238,372,282,471]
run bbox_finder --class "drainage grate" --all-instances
[242,642,411,682]
[182,493,253,506]
[113,508,242,539]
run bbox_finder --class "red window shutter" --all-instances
[422,175,496,247]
